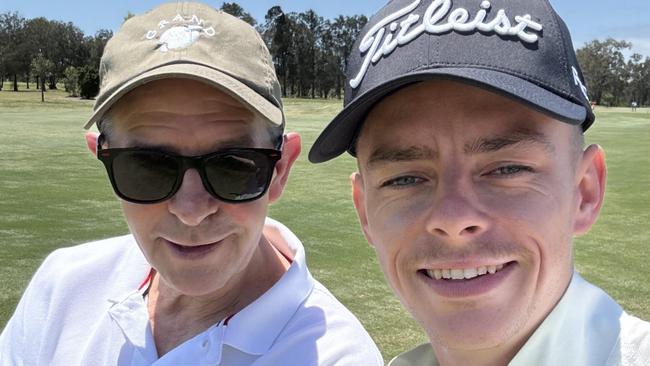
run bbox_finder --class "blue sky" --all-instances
[3,0,650,57]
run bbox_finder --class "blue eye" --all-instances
[488,165,534,176]
[381,176,423,188]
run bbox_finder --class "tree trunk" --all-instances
[49,75,57,90]
[335,74,340,99]
[0,75,3,90]
[26,74,30,89]
[41,77,45,102]
[282,69,287,97]
[13,74,18,91]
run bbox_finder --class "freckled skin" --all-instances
[351,80,606,365]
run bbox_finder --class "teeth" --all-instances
[426,269,444,280]
[463,268,478,279]
[451,269,464,280]
[442,269,451,279]
[426,263,508,281]
[433,269,442,280]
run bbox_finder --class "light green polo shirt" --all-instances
[389,272,650,366]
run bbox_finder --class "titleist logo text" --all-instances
[350,0,544,88]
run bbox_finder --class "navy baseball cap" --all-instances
[309,0,595,163]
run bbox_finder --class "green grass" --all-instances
[1,86,649,361]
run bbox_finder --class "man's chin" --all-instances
[418,301,531,352]
[157,267,231,297]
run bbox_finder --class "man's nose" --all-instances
[425,176,489,242]
[167,169,219,226]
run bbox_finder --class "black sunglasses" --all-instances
[96,135,282,204]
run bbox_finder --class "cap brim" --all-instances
[84,63,283,129]
[308,67,592,163]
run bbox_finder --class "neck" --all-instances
[433,339,525,366]
[431,298,559,366]
[431,268,575,366]
[147,234,290,356]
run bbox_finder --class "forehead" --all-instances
[106,78,271,149]
[112,78,254,119]
[356,80,571,161]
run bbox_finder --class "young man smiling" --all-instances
[309,0,650,365]
[0,3,383,365]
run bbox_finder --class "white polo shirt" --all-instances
[0,218,383,366]
[388,272,650,366]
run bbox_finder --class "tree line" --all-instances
[1,3,648,106]
[577,39,650,107]
[0,11,110,98]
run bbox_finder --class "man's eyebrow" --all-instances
[464,130,555,155]
[366,145,437,167]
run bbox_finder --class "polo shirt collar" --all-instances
[222,217,315,355]
[106,218,314,361]
[511,271,623,365]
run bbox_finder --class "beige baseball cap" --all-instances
[84,2,283,130]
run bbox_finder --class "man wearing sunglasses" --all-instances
[0,3,382,365]
[309,0,650,365]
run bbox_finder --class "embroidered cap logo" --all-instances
[350,0,544,88]
[145,14,216,53]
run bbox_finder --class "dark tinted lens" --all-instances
[112,151,179,201]
[204,151,272,201]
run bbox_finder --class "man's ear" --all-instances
[573,144,607,235]
[268,132,301,203]
[351,171,375,247]
[85,131,100,157]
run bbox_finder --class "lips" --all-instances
[164,238,224,259]
[425,263,506,280]
[419,261,517,298]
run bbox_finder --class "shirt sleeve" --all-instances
[1,276,30,366]
[0,250,63,366]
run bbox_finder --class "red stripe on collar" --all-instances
[223,314,236,326]
[138,268,155,290]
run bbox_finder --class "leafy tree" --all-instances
[20,17,87,89]
[329,15,367,98]
[63,65,80,97]
[0,11,26,91]
[0,15,6,90]
[124,11,135,23]
[30,51,54,101]
[624,54,650,106]
[262,6,295,97]
[11,7,649,106]
[319,20,338,97]
[49,21,87,89]
[78,65,99,99]
[291,11,320,98]
[576,38,630,105]
[84,29,113,70]
[261,8,367,99]
[22,17,51,88]
[220,2,256,26]
[75,29,112,99]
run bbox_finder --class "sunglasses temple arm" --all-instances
[97,134,106,153]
